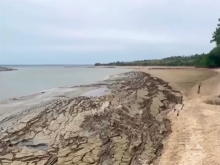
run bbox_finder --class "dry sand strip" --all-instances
[138,67,220,165]
[0,71,183,165]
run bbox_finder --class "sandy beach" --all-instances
[138,67,220,165]
[0,67,219,165]
[1,0,219,164]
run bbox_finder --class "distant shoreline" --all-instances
[0,66,17,72]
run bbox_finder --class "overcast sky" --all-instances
[0,0,219,64]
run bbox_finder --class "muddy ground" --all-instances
[0,71,183,165]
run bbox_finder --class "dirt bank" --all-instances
[0,72,182,165]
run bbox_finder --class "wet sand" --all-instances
[0,86,98,125]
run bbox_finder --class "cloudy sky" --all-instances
[0,0,219,64]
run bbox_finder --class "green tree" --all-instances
[94,63,102,66]
[195,55,208,67]
[211,18,220,46]
[207,46,220,67]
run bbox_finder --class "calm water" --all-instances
[0,66,129,100]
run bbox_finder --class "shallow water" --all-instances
[0,66,129,100]
[81,87,110,97]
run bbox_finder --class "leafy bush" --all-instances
[195,46,220,68]
[94,63,102,66]
[195,55,208,68]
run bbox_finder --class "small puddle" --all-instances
[17,140,48,151]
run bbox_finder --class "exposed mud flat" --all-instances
[0,71,183,165]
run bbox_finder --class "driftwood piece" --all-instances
[198,82,202,94]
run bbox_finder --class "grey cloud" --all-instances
[0,0,219,64]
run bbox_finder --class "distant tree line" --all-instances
[95,19,220,68]
[95,55,203,67]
